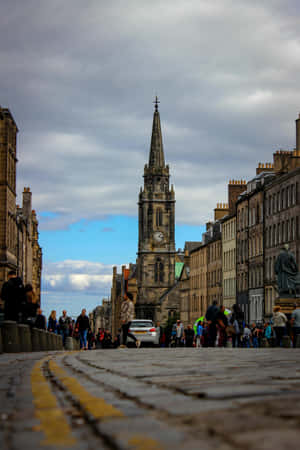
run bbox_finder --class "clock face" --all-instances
[154,231,164,242]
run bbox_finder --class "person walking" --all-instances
[184,324,195,347]
[291,303,300,348]
[76,309,90,350]
[196,321,203,347]
[264,322,273,346]
[22,284,38,326]
[1,270,26,321]
[120,292,140,348]
[35,308,47,330]
[216,305,228,347]
[205,300,219,347]
[175,319,184,347]
[48,310,58,333]
[251,323,259,348]
[242,324,251,348]
[272,306,288,347]
[59,310,72,347]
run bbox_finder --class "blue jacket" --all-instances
[264,325,272,339]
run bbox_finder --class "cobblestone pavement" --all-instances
[1,348,300,450]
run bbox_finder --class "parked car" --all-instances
[127,320,160,347]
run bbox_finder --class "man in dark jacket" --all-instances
[205,300,219,347]
[1,271,26,321]
[76,309,90,350]
[59,310,72,347]
[35,308,47,330]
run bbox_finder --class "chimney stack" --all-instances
[22,187,32,223]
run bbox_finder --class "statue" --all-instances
[274,244,300,297]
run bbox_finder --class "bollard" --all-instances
[2,321,20,353]
[50,332,56,351]
[18,324,32,352]
[31,328,41,351]
[65,336,73,350]
[45,331,52,351]
[0,328,3,353]
[57,334,63,350]
[261,338,269,348]
[39,330,47,351]
[295,334,300,348]
[282,335,291,348]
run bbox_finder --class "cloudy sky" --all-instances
[1,0,300,318]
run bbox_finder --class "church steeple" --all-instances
[149,97,165,168]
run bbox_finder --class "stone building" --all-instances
[189,243,208,324]
[265,167,300,316]
[221,181,245,311]
[90,299,112,333]
[0,107,42,305]
[207,222,222,307]
[110,263,137,337]
[236,181,249,321]
[222,214,236,310]
[0,107,18,284]
[136,100,176,321]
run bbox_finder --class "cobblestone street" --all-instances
[1,348,300,449]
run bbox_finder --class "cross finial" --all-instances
[153,95,160,112]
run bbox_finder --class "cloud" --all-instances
[43,260,118,294]
[1,0,299,229]
[101,227,115,232]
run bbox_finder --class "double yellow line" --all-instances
[31,356,164,449]
[31,357,76,447]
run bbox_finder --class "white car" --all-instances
[127,320,160,347]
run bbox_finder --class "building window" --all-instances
[155,258,164,283]
[156,208,162,226]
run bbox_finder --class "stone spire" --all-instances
[149,97,165,168]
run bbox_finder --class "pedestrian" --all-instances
[184,324,195,347]
[216,305,228,347]
[22,284,38,326]
[156,321,163,347]
[242,324,251,348]
[35,308,47,330]
[196,321,203,347]
[230,304,244,347]
[272,306,288,347]
[264,322,273,346]
[120,292,140,348]
[205,300,219,347]
[103,329,112,348]
[230,316,240,348]
[175,319,184,347]
[251,323,259,348]
[76,309,90,350]
[59,310,72,347]
[1,270,26,321]
[87,329,95,350]
[291,303,300,348]
[48,310,58,333]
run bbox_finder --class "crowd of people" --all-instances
[1,271,300,350]
[161,301,300,349]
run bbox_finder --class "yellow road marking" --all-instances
[129,435,164,450]
[49,360,124,420]
[31,358,76,447]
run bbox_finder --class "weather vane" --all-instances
[153,95,160,112]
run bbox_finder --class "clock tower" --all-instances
[136,99,176,321]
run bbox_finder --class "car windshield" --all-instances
[130,321,153,328]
